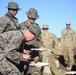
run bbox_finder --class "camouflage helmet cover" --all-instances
[66,20,71,24]
[52,48,63,55]
[5,1,21,10]
[42,23,48,29]
[28,25,41,39]
[26,8,39,18]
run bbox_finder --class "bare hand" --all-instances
[23,53,31,60]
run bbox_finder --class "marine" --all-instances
[61,20,75,71]
[41,23,59,75]
[20,8,42,75]
[0,25,41,75]
[0,1,21,33]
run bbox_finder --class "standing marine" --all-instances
[0,1,21,33]
[20,8,42,75]
[41,23,59,75]
[61,20,75,71]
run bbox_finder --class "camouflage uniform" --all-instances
[0,1,21,75]
[0,25,41,75]
[0,1,21,33]
[20,8,42,48]
[20,8,42,75]
[41,24,59,75]
[61,20,75,70]
[48,49,66,75]
[0,30,24,75]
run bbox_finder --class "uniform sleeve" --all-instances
[53,34,59,48]
[3,30,24,64]
[0,17,7,33]
[72,30,76,48]
[4,42,23,64]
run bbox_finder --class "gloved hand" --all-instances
[66,66,72,71]
[34,56,39,63]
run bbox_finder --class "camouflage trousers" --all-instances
[0,57,21,75]
[28,66,41,75]
[42,73,52,75]
[63,47,74,66]
[41,66,52,75]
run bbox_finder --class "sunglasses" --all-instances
[66,24,70,25]
[29,18,36,20]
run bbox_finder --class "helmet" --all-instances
[28,25,41,39]
[26,8,39,18]
[66,20,71,24]
[42,23,48,29]
[52,48,63,55]
[5,1,21,10]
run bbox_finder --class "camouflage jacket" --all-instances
[61,28,75,49]
[41,30,59,49]
[0,30,24,64]
[20,20,42,48]
[41,30,59,62]
[0,13,20,33]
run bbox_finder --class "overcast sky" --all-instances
[0,0,76,37]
